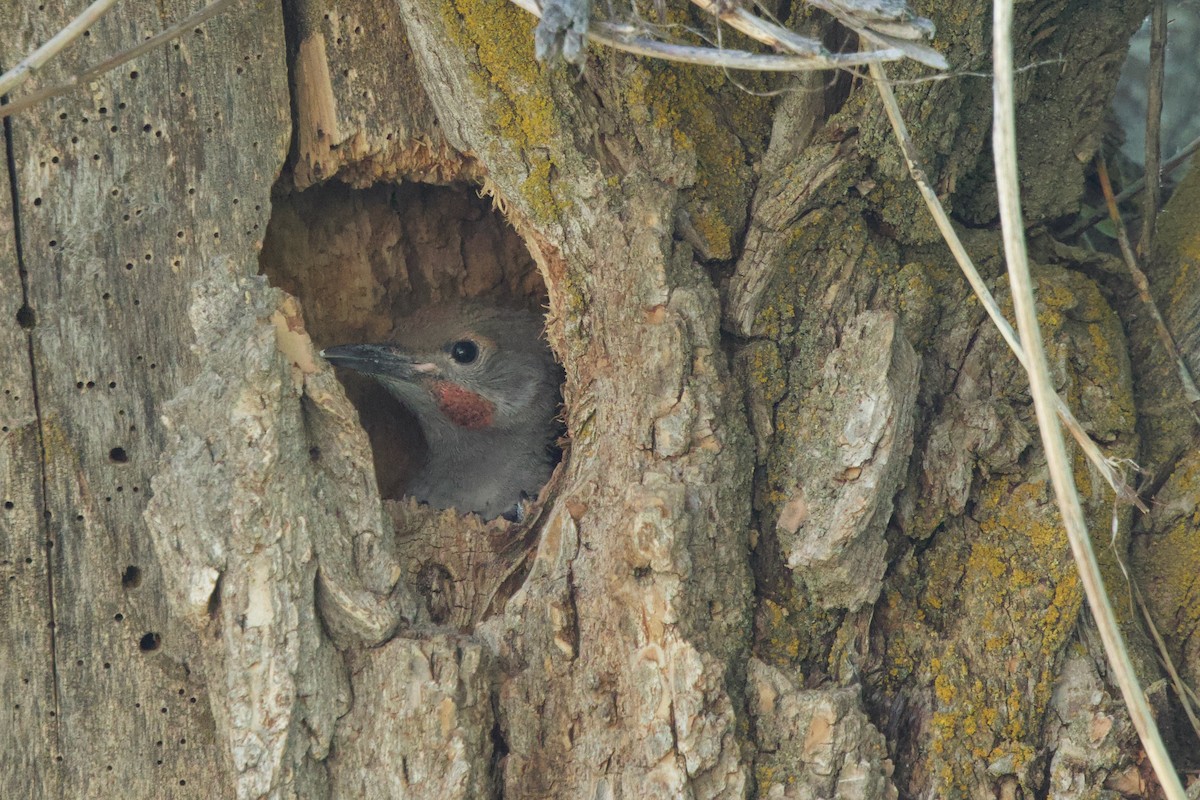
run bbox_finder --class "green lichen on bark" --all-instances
[871,262,1138,795]
[437,0,563,221]
[617,55,770,261]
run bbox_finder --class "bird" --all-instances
[320,302,562,520]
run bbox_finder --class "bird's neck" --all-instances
[420,421,552,471]
[407,420,557,518]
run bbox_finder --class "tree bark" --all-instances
[3,1,1192,799]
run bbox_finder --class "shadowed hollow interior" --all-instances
[259,179,549,501]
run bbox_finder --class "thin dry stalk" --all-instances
[867,62,1145,512]
[991,3,1183,797]
[0,0,118,98]
[687,0,946,69]
[689,0,839,57]
[1064,134,1200,239]
[1096,157,1200,408]
[1134,586,1200,746]
[0,0,238,120]
[510,0,939,71]
[1140,0,1166,258]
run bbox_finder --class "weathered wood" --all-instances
[287,0,457,189]
[0,104,60,800]
[1,0,292,796]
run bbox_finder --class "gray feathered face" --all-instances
[322,304,561,437]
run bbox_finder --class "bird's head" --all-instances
[320,303,561,439]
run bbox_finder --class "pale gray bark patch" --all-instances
[328,634,495,800]
[1043,642,1143,798]
[778,311,918,610]
[143,270,368,798]
[726,137,853,338]
[749,658,897,799]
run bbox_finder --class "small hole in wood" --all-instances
[109,443,127,461]
[15,305,36,329]
[138,632,161,651]
[122,565,141,588]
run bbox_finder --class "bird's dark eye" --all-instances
[449,340,479,364]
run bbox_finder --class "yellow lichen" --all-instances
[438,0,566,220]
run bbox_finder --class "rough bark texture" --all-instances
[3,0,1196,799]
[1,1,292,797]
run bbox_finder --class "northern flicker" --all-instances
[321,303,562,520]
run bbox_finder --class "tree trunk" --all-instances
[2,1,1192,799]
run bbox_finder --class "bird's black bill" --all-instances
[319,344,418,379]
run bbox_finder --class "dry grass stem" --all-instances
[1096,156,1200,408]
[991,2,1183,796]
[510,0,944,71]
[1140,0,1166,258]
[867,61,1146,513]
[0,0,238,120]
[0,0,118,98]
[1135,586,1200,746]
[1064,134,1200,240]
